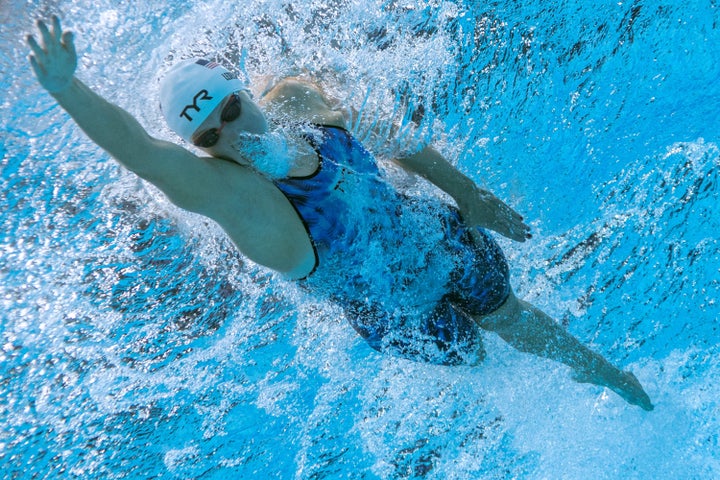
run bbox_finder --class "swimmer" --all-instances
[27,16,653,411]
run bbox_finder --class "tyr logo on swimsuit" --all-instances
[180,90,213,121]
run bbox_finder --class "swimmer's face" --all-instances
[192,90,268,163]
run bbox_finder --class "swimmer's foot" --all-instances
[572,367,654,411]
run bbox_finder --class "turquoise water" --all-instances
[2,0,719,478]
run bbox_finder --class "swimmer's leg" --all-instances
[476,292,654,411]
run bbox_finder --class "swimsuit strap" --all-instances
[274,125,386,276]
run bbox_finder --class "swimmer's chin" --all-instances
[208,152,249,165]
[207,152,289,180]
[232,136,294,179]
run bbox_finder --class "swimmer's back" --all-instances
[260,78,347,129]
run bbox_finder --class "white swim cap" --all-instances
[159,58,246,142]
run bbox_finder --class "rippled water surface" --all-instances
[1,1,719,478]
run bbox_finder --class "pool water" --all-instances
[1,0,719,478]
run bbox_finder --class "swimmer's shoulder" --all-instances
[260,77,347,128]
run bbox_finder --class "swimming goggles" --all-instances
[192,92,242,148]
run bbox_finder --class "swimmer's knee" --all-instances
[475,291,521,332]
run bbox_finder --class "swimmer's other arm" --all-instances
[393,146,531,242]
[323,81,531,242]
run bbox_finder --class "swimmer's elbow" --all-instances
[240,235,317,280]
[281,250,318,280]
[114,134,162,173]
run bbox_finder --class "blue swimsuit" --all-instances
[275,125,510,366]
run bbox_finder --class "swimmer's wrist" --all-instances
[48,76,77,97]
[448,174,478,205]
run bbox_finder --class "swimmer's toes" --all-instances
[615,371,654,411]
[624,372,654,411]
[639,395,655,411]
[629,391,654,411]
[573,369,654,411]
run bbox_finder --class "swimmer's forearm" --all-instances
[395,146,476,203]
[51,77,152,174]
[398,146,531,241]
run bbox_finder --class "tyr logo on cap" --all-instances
[180,89,213,121]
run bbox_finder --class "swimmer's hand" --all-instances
[456,184,531,242]
[27,16,77,94]
[394,146,531,241]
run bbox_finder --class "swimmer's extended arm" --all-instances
[27,17,167,180]
[26,17,224,212]
[395,147,531,242]
[27,17,317,278]
[41,75,221,209]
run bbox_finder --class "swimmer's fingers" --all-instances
[61,31,77,60]
[492,197,523,223]
[494,221,529,243]
[502,208,532,242]
[51,16,76,59]
[507,217,532,242]
[27,34,46,63]
[482,192,531,241]
[502,204,532,241]
[27,20,53,71]
[458,185,531,242]
[27,17,73,57]
[37,19,56,53]
[29,53,44,80]
[51,15,63,42]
